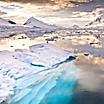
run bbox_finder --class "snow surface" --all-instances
[0,44,75,103]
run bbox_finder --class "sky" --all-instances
[0,0,91,3]
[0,0,104,27]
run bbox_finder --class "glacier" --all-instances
[0,44,77,104]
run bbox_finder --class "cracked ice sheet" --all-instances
[0,44,76,103]
[15,43,75,68]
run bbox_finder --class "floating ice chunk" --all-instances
[29,44,75,68]
[0,44,76,104]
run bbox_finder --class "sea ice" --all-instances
[0,44,77,104]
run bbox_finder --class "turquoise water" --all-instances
[40,72,77,104]
[9,62,78,104]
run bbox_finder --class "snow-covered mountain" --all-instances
[0,17,61,38]
[24,17,58,30]
[85,15,104,29]
[0,17,28,38]
[0,17,16,25]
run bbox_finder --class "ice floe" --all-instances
[0,44,77,104]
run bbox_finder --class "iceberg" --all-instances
[0,44,77,104]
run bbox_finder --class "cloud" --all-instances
[0,0,104,27]
[0,0,91,4]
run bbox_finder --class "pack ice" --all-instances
[0,44,77,104]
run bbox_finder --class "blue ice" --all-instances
[5,44,78,104]
[9,61,77,104]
